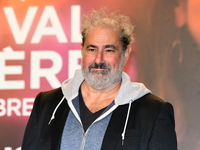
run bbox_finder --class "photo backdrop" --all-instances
[0,0,200,150]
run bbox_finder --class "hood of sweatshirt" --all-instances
[61,69,151,105]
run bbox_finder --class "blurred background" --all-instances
[1,0,200,149]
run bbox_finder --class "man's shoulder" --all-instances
[34,87,64,107]
[39,87,63,99]
[136,93,166,106]
[132,93,173,116]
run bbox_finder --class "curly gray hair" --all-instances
[81,7,135,51]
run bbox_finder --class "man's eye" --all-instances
[88,49,96,52]
[105,49,114,53]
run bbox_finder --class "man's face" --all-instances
[81,26,129,90]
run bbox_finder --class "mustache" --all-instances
[88,63,111,71]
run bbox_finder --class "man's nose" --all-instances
[94,51,105,64]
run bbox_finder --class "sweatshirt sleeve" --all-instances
[149,102,177,150]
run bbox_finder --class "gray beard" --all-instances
[81,55,125,90]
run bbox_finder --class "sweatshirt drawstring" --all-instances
[121,99,133,145]
[48,96,65,125]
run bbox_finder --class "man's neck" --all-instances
[80,80,121,113]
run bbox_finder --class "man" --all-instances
[22,7,177,150]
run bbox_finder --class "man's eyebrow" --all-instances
[103,45,117,49]
[86,44,117,50]
[86,45,98,49]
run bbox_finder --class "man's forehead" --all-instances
[82,27,122,47]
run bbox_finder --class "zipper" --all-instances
[80,131,87,150]
[80,121,94,150]
[78,105,117,150]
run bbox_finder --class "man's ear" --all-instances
[174,6,186,27]
[124,45,132,64]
